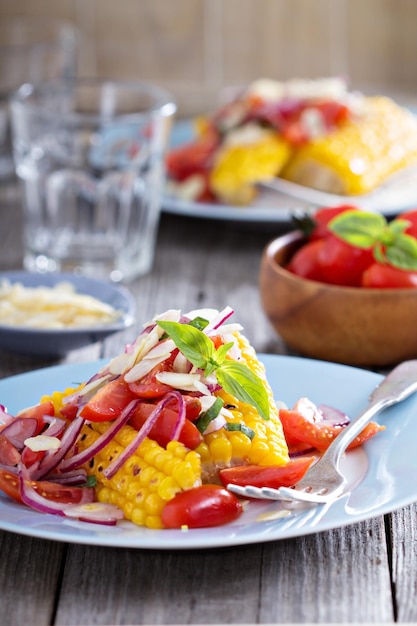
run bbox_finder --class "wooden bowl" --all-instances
[259,231,417,367]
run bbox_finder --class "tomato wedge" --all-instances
[219,457,315,489]
[127,359,177,399]
[161,485,242,529]
[80,378,137,422]
[279,408,384,452]
[128,402,202,450]
[0,468,93,505]
[16,401,55,434]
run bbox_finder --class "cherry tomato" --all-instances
[80,378,137,422]
[286,239,325,281]
[279,408,384,452]
[310,205,358,241]
[161,485,243,529]
[317,234,374,286]
[128,402,202,450]
[361,263,417,288]
[399,209,417,239]
[21,447,46,467]
[314,101,351,126]
[127,359,176,399]
[17,401,55,434]
[219,457,315,489]
[0,468,93,505]
[59,403,79,421]
[0,435,20,466]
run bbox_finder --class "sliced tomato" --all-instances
[166,133,219,182]
[219,457,315,489]
[0,468,93,505]
[128,402,202,450]
[80,378,137,422]
[59,403,79,421]
[21,447,46,467]
[286,239,325,282]
[400,209,417,239]
[161,485,242,529]
[279,408,384,452]
[361,263,417,288]
[0,435,20,466]
[127,361,176,399]
[17,401,55,434]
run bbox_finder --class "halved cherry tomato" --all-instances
[127,359,176,399]
[166,133,219,182]
[182,396,202,422]
[286,239,325,282]
[59,403,79,421]
[21,447,45,467]
[128,402,202,450]
[80,378,137,422]
[361,263,417,288]
[317,234,374,287]
[279,408,384,452]
[17,401,55,435]
[219,457,315,489]
[0,435,20,466]
[0,468,93,505]
[161,485,242,529]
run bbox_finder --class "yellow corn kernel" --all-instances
[210,130,291,204]
[76,422,202,529]
[282,97,417,195]
[200,331,289,480]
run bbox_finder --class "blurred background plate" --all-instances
[0,271,136,357]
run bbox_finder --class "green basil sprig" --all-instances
[329,210,417,271]
[156,320,270,420]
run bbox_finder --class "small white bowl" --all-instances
[0,271,136,357]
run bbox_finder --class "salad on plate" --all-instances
[0,307,383,530]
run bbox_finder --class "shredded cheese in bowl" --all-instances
[0,280,122,329]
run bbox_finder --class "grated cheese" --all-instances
[0,279,122,329]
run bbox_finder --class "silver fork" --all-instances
[227,360,417,505]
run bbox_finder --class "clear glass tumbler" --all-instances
[10,78,176,282]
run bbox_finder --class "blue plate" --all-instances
[0,355,416,549]
[0,271,136,357]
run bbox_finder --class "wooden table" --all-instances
[0,185,416,626]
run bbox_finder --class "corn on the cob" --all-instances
[209,128,291,204]
[198,332,289,481]
[76,423,202,529]
[282,97,417,195]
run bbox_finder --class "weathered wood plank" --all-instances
[387,503,417,622]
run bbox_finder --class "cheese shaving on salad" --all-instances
[0,279,122,329]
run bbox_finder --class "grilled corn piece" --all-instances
[282,97,417,195]
[77,423,202,529]
[210,126,291,204]
[198,332,289,481]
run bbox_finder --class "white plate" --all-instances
[163,119,417,222]
[0,355,416,549]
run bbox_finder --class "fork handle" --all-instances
[321,360,417,467]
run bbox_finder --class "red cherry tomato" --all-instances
[128,402,202,450]
[161,485,243,529]
[0,435,20,466]
[310,205,358,241]
[219,457,315,490]
[286,239,325,282]
[80,378,137,422]
[127,358,176,399]
[17,401,55,434]
[279,408,384,452]
[317,234,374,286]
[361,263,417,288]
[396,209,417,239]
[0,468,93,505]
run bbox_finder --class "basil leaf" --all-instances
[384,233,417,271]
[189,316,209,331]
[195,397,224,434]
[216,361,270,420]
[224,422,255,440]
[329,211,386,248]
[156,320,214,369]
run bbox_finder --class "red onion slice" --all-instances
[103,391,185,480]
[1,418,38,449]
[62,502,124,525]
[317,404,350,428]
[57,399,140,473]
[32,416,86,480]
